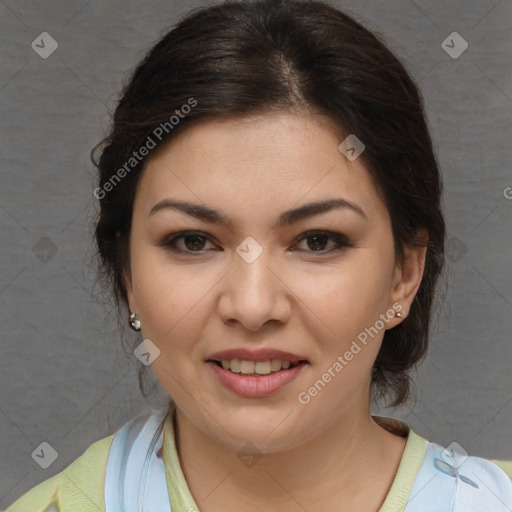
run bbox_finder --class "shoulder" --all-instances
[4,433,113,512]
[407,439,512,511]
[493,459,512,480]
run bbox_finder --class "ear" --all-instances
[387,231,428,328]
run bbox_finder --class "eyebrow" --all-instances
[149,198,367,228]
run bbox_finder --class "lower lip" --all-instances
[206,361,308,398]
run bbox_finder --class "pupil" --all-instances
[185,235,204,250]
[309,234,327,251]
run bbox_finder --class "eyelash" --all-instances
[158,230,353,255]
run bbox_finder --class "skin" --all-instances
[125,112,427,511]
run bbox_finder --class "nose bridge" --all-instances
[233,239,276,303]
[218,238,290,330]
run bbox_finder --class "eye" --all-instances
[159,229,352,255]
[159,231,218,254]
[292,230,351,253]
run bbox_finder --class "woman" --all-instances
[5,1,512,511]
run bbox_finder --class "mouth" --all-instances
[205,350,310,397]
[207,358,308,376]
[206,348,310,397]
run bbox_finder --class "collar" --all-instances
[162,405,428,511]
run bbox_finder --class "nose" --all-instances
[217,246,292,332]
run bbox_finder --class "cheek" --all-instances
[129,245,215,346]
[291,251,394,346]
[129,251,217,400]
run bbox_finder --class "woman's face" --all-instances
[126,113,424,452]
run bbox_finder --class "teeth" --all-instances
[255,361,271,374]
[271,359,282,372]
[240,360,255,374]
[218,359,296,374]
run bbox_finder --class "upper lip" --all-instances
[207,348,308,364]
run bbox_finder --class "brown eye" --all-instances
[305,233,329,251]
[159,231,217,254]
[183,234,207,251]
[293,230,351,253]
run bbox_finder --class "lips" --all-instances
[206,348,309,397]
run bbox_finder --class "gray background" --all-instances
[1,0,511,508]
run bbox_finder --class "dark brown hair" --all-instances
[92,0,445,408]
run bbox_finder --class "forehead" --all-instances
[136,113,387,223]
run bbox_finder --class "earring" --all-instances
[395,311,404,318]
[129,311,141,331]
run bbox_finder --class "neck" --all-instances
[173,402,407,512]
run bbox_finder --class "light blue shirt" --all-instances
[104,410,512,511]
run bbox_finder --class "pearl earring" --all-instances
[129,311,141,331]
